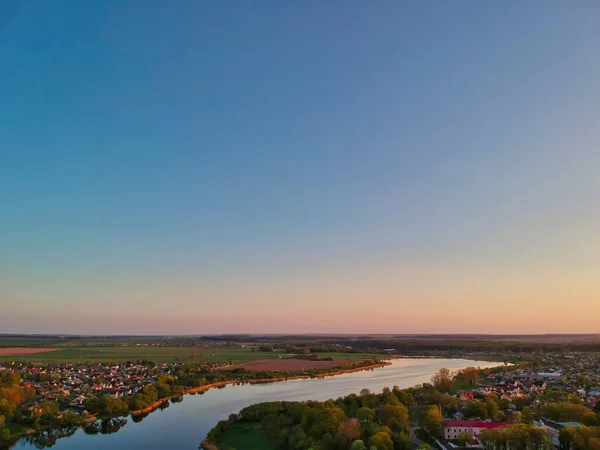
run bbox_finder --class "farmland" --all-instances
[0,346,383,364]
[0,348,60,356]
[229,358,346,372]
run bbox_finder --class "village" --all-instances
[0,360,188,418]
[429,351,600,449]
[1,350,600,449]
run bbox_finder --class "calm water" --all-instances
[13,358,501,449]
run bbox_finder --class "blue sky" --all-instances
[1,1,600,334]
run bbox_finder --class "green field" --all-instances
[0,338,64,347]
[324,352,381,360]
[0,346,383,364]
[216,423,277,450]
[5,421,34,435]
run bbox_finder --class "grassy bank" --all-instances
[216,423,277,450]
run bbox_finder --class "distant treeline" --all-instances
[3,333,600,352]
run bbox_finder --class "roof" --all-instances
[538,418,581,431]
[443,420,510,429]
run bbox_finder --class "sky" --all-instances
[1,1,600,335]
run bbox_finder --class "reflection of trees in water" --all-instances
[83,418,128,436]
[100,418,127,435]
[83,422,100,435]
[159,400,170,410]
[24,427,77,449]
[24,418,129,448]
[171,396,183,403]
[131,413,148,423]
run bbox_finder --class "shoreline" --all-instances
[131,357,508,416]
[130,361,390,416]
[8,357,506,448]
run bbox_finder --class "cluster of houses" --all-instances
[0,361,184,411]
[434,352,600,448]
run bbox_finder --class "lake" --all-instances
[12,358,501,449]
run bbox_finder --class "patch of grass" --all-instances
[5,421,34,436]
[217,423,277,450]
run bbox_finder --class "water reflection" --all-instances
[19,419,128,449]
[22,427,77,449]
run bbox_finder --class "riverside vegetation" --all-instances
[202,364,600,450]
[0,357,385,447]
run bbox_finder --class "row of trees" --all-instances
[558,425,600,450]
[479,424,553,449]
[1,371,37,442]
[478,423,600,450]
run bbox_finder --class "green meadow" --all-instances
[216,423,277,450]
[0,346,383,364]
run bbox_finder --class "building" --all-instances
[534,418,581,447]
[443,420,510,440]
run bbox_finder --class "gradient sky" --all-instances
[1,1,600,335]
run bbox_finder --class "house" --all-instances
[443,420,510,440]
[69,395,87,407]
[460,392,474,401]
[534,418,581,447]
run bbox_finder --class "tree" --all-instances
[486,397,500,420]
[542,402,587,422]
[465,400,487,419]
[350,440,367,450]
[0,399,16,419]
[460,367,480,385]
[417,445,432,450]
[431,368,453,391]
[559,427,574,450]
[458,430,471,446]
[368,431,393,450]
[582,413,599,427]
[171,385,185,396]
[423,405,442,438]
[393,389,414,407]
[360,392,380,409]
[392,433,413,450]
[377,403,409,431]
[258,344,274,352]
[521,406,534,424]
[510,411,522,423]
[356,407,375,425]
[0,426,10,442]
[336,418,361,446]
[309,406,345,438]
